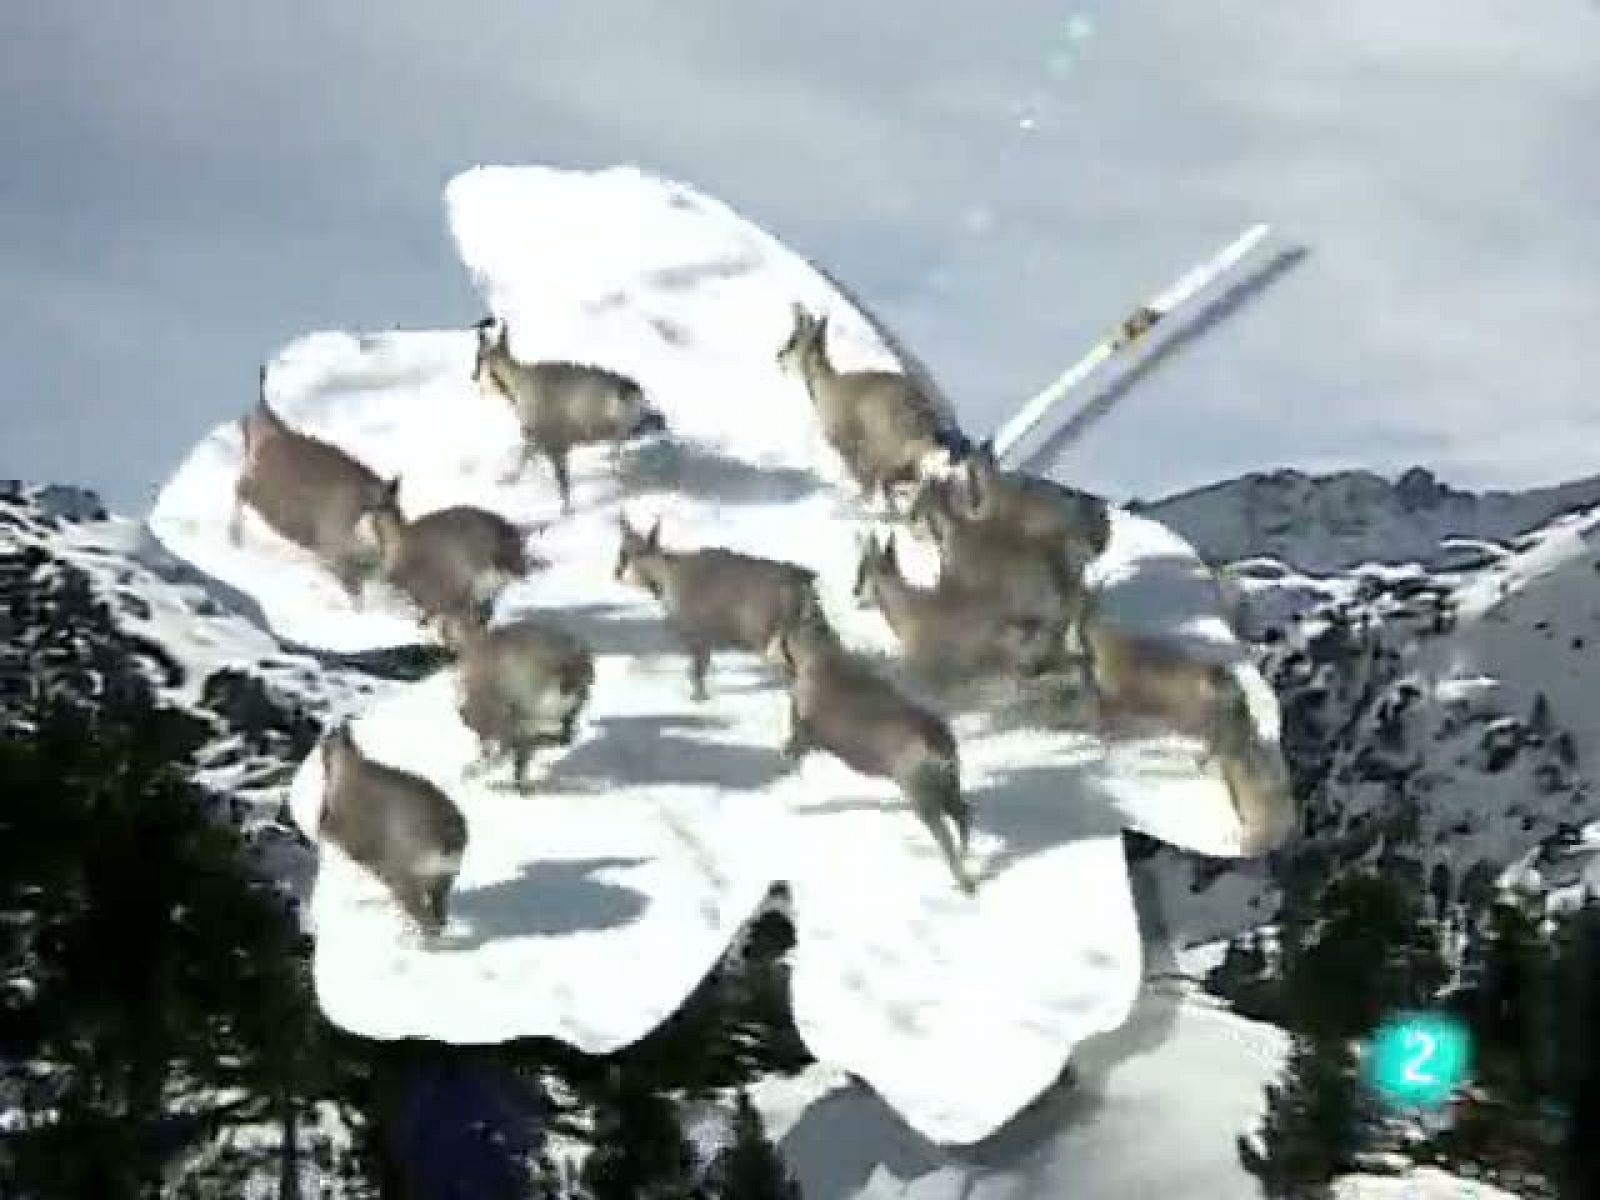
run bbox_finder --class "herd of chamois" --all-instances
[231,303,1289,939]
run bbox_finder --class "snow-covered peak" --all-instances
[1135,465,1600,575]
[1154,497,1600,950]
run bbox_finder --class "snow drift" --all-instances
[149,164,1287,1144]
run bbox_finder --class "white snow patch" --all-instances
[761,989,1288,1199]
[1332,1167,1526,1199]
[290,663,783,1045]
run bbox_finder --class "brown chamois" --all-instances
[776,304,958,515]
[317,722,469,938]
[906,474,1085,631]
[441,610,596,790]
[368,481,535,636]
[852,530,1071,685]
[473,317,666,514]
[959,439,1112,579]
[614,514,821,702]
[767,606,976,894]
[231,365,396,603]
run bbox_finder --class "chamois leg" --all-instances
[545,447,574,515]
[780,694,811,762]
[423,874,456,937]
[393,874,444,938]
[686,642,713,703]
[878,475,901,519]
[227,492,247,546]
[945,792,973,859]
[331,554,368,610]
[510,741,534,791]
[909,785,975,895]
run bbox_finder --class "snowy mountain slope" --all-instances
[1130,465,1600,575]
[1277,505,1600,876]
[1145,500,1600,953]
[0,480,392,909]
[108,163,1283,1146]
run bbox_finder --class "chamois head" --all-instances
[319,719,362,786]
[776,302,828,375]
[852,530,901,606]
[471,316,509,384]
[907,474,962,542]
[764,600,838,677]
[613,513,664,589]
[356,473,405,555]
[239,363,292,453]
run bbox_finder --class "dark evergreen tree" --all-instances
[1281,869,1447,1040]
[1468,895,1554,1105]
[1458,860,1500,917]
[381,1045,545,1200]
[707,1090,802,1200]
[1550,900,1600,1200]
[1239,1033,1368,1198]
[0,689,380,1198]
[1427,862,1452,920]
[580,1068,701,1200]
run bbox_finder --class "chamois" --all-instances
[959,440,1112,577]
[906,474,1084,629]
[852,531,1070,685]
[441,611,596,789]
[472,317,666,514]
[231,365,396,603]
[767,607,976,894]
[613,514,822,702]
[775,304,958,515]
[368,481,534,636]
[317,722,468,938]
[1072,587,1239,742]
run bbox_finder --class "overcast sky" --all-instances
[4,0,1597,511]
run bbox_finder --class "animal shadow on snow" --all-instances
[544,602,681,659]
[794,760,1122,886]
[776,866,1186,1200]
[539,712,788,792]
[444,856,650,950]
[619,439,822,507]
[535,603,787,696]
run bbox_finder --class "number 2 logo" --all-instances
[1401,1029,1438,1084]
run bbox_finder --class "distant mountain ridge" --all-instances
[1135,465,1600,574]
